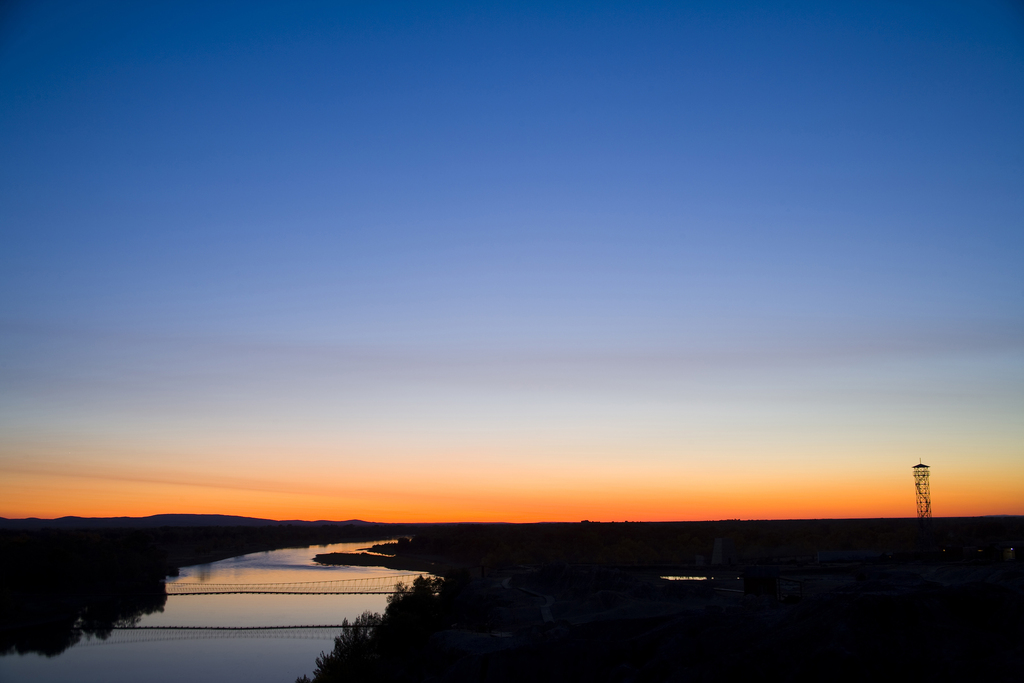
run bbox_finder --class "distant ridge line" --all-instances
[0,515,1019,530]
[0,514,380,530]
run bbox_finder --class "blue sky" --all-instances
[1,1,1022,520]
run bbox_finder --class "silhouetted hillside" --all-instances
[0,514,376,530]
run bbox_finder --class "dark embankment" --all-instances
[371,517,1023,567]
[0,529,168,656]
[314,552,449,574]
[458,577,1024,682]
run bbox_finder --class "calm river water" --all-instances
[0,540,422,683]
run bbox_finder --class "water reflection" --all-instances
[168,540,402,586]
[193,564,214,583]
[140,593,388,628]
[0,539,422,683]
[1,591,167,657]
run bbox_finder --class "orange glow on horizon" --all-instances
[3,463,1020,523]
[3,424,1021,523]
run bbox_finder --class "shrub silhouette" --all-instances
[297,611,381,683]
[297,573,462,683]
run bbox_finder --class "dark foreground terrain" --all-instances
[302,562,1023,682]
[300,517,1023,682]
[2,517,1019,678]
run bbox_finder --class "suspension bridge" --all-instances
[164,573,428,595]
[78,625,364,646]
[67,574,437,646]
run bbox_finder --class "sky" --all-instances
[1,0,1022,522]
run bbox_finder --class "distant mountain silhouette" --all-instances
[0,514,377,529]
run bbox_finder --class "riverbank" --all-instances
[156,525,419,573]
[168,542,379,572]
[0,527,413,656]
[313,552,449,574]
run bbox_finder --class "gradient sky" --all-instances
[1,1,1022,522]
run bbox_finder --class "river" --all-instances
[0,539,424,683]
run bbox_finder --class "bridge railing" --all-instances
[80,626,363,646]
[164,573,428,595]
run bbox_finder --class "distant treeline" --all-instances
[373,517,1024,567]
[0,529,168,596]
[0,529,169,655]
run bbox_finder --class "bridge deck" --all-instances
[164,573,428,595]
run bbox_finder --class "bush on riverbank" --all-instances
[297,571,470,683]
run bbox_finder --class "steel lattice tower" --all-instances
[913,462,931,528]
